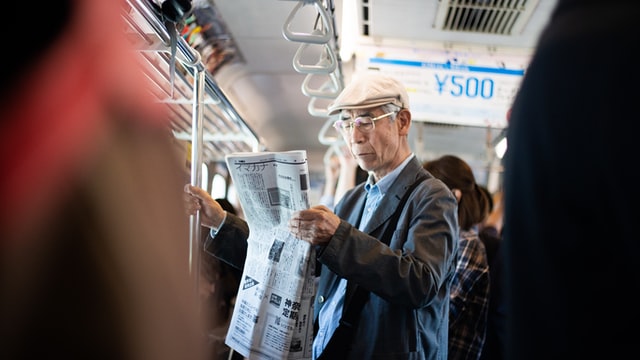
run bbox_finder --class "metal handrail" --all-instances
[189,69,205,282]
[125,0,260,155]
[128,0,202,69]
[124,0,262,284]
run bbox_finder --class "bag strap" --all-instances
[317,174,427,360]
[380,173,428,245]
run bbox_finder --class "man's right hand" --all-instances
[183,184,226,229]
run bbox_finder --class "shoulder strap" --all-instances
[317,174,428,359]
[379,173,428,245]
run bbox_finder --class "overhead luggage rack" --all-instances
[122,0,261,163]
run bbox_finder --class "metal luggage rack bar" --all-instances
[122,0,261,163]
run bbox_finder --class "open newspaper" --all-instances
[224,150,315,360]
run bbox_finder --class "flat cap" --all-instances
[327,73,409,115]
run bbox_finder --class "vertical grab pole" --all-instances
[189,68,206,296]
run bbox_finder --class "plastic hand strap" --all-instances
[282,0,333,44]
[293,42,337,74]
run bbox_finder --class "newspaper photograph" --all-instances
[224,150,315,360]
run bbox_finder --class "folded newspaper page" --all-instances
[224,150,315,360]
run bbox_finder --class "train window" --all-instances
[201,163,209,194]
[211,173,226,199]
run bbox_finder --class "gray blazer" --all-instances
[315,157,459,359]
[205,157,459,360]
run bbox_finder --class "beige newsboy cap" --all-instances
[327,72,410,115]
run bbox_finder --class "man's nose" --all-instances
[349,127,366,143]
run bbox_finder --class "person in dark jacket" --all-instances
[503,1,640,359]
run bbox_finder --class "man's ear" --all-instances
[397,109,411,135]
[452,188,462,202]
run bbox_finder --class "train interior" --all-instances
[123,0,558,205]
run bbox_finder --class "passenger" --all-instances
[424,155,491,360]
[0,1,207,359]
[477,189,501,268]
[320,148,343,208]
[478,185,494,219]
[184,72,459,359]
[319,144,363,209]
[502,1,640,358]
[477,190,506,360]
[481,252,505,360]
[200,198,243,360]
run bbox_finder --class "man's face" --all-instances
[338,106,403,178]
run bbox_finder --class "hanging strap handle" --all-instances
[160,0,193,97]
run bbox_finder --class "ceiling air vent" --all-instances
[434,0,540,36]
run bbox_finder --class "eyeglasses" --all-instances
[333,111,397,135]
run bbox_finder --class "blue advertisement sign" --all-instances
[356,46,529,128]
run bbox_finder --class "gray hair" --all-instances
[380,103,402,121]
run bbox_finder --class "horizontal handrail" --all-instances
[128,0,202,69]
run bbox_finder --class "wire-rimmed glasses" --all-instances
[333,111,397,135]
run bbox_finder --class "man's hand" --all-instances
[288,205,341,245]
[183,184,226,229]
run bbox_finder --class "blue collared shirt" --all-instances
[312,154,416,359]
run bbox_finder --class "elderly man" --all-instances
[185,73,459,359]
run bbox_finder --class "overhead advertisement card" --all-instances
[355,45,530,129]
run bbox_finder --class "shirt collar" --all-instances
[364,153,415,195]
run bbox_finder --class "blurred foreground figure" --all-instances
[0,1,207,359]
[503,1,640,359]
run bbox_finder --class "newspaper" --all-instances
[224,150,315,360]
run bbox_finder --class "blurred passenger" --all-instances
[424,155,491,360]
[477,185,494,219]
[185,73,460,359]
[1,1,207,359]
[200,198,243,360]
[477,189,502,268]
[319,144,366,209]
[215,198,239,218]
[503,1,640,358]
[478,191,506,360]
